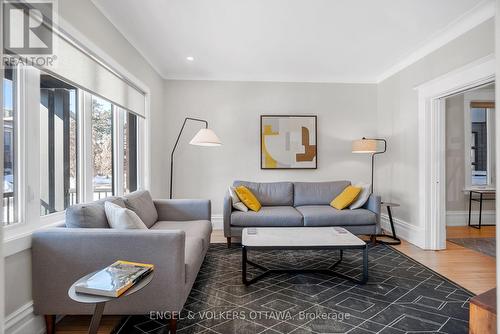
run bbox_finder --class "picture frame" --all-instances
[260,115,317,169]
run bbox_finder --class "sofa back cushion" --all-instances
[123,190,158,228]
[65,196,125,228]
[233,181,293,206]
[293,181,351,206]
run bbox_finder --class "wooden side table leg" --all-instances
[88,302,106,334]
[44,315,56,334]
[169,318,177,334]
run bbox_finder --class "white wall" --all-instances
[376,19,494,230]
[4,0,166,330]
[163,80,377,216]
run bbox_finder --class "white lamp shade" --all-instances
[189,128,222,146]
[352,139,377,153]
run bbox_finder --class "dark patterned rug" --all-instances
[448,237,496,257]
[116,243,472,334]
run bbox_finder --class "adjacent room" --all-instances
[445,83,496,257]
[0,0,499,334]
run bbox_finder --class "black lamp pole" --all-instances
[363,137,387,195]
[170,117,209,199]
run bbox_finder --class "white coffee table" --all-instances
[241,227,368,285]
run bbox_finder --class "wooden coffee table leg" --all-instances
[88,302,106,334]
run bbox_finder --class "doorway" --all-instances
[444,83,496,256]
[416,55,495,250]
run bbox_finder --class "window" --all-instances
[468,101,495,186]
[39,74,78,216]
[92,96,114,199]
[3,69,16,225]
[123,112,138,193]
[2,63,146,232]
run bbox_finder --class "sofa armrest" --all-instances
[32,228,186,315]
[363,194,381,233]
[223,190,233,237]
[154,199,211,221]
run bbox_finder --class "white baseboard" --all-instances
[5,302,44,334]
[380,213,425,249]
[211,215,223,230]
[446,210,496,226]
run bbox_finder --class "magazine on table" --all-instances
[75,260,154,297]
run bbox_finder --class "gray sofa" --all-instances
[224,181,381,247]
[32,190,212,334]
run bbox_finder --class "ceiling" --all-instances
[92,0,493,83]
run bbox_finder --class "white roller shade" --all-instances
[40,30,146,117]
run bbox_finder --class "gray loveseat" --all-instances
[224,181,381,247]
[32,190,211,334]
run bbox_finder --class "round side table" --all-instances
[376,202,401,245]
[68,271,154,334]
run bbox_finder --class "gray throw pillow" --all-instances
[123,190,158,228]
[65,197,125,228]
[104,202,148,229]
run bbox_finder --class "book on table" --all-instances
[75,260,154,297]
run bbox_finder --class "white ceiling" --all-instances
[92,0,493,83]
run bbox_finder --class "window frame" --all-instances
[3,67,18,226]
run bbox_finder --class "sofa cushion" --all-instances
[231,206,303,227]
[65,196,125,228]
[150,220,212,250]
[123,190,158,228]
[296,205,376,227]
[233,181,293,206]
[293,181,350,206]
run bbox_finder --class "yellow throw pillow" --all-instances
[235,186,262,212]
[331,186,362,210]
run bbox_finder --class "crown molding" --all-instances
[376,0,495,83]
[163,74,378,84]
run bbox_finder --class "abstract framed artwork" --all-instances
[260,115,317,169]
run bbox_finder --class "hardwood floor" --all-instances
[391,226,496,295]
[56,226,496,333]
[54,315,123,334]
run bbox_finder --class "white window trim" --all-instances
[114,106,125,196]
[463,89,496,189]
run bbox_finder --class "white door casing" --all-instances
[416,55,495,250]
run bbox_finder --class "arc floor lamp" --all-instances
[352,137,401,245]
[170,117,221,198]
[351,137,387,194]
